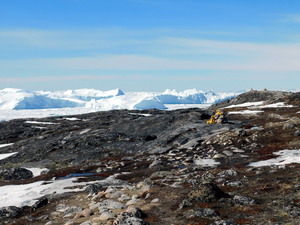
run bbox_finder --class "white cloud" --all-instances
[1,28,300,75]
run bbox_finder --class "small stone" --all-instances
[145,193,151,199]
[65,206,83,215]
[210,220,237,225]
[118,194,131,202]
[63,213,75,218]
[80,221,92,225]
[56,204,70,213]
[213,154,225,159]
[235,129,247,137]
[223,150,233,157]
[126,198,140,206]
[64,220,75,225]
[113,214,149,225]
[218,169,238,177]
[295,129,300,136]
[45,221,57,225]
[225,181,244,187]
[126,206,146,218]
[233,195,255,205]
[50,212,61,218]
[98,199,126,210]
[31,197,48,212]
[85,183,103,195]
[106,191,123,199]
[232,148,245,153]
[151,198,159,203]
[74,208,92,219]
[99,210,116,220]
[184,208,220,219]
[105,186,117,194]
[187,182,230,203]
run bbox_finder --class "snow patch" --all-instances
[25,121,58,125]
[25,168,49,177]
[228,110,264,115]
[0,143,14,148]
[256,102,294,108]
[0,152,18,160]
[225,101,264,108]
[194,158,220,167]
[63,117,81,121]
[80,128,91,135]
[129,113,152,117]
[0,175,125,207]
[249,149,300,167]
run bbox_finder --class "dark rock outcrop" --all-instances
[0,167,33,180]
[0,206,23,220]
[0,109,238,168]
[209,90,291,109]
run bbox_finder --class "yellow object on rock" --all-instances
[206,109,227,124]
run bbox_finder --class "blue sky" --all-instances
[0,0,300,92]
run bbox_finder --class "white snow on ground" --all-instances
[80,128,91,135]
[63,117,81,121]
[0,152,18,160]
[194,158,220,167]
[228,110,264,115]
[225,101,264,108]
[249,149,300,167]
[256,102,294,108]
[0,175,124,207]
[0,143,14,148]
[25,121,58,125]
[25,168,49,177]
[129,113,152,117]
[0,107,93,121]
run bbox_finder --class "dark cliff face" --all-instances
[0,108,236,168]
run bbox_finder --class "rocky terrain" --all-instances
[0,90,299,225]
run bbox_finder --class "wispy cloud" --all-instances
[277,14,300,23]
[1,28,300,79]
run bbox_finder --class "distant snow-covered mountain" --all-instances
[0,88,242,111]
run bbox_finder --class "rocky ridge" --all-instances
[0,90,299,225]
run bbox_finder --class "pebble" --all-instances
[79,221,92,225]
[50,212,61,218]
[97,199,126,210]
[74,208,92,219]
[232,148,245,153]
[99,210,116,220]
[126,198,140,205]
[45,221,57,225]
[118,194,131,202]
[64,220,75,225]
[151,198,159,203]
[223,150,233,157]
[213,154,225,159]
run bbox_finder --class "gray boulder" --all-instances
[0,206,23,220]
[0,167,33,180]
